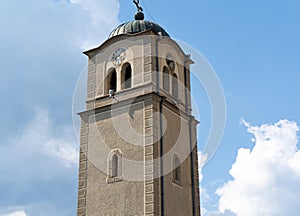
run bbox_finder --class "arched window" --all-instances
[111,154,118,177]
[107,150,123,183]
[173,154,182,185]
[172,73,178,99]
[107,69,117,94]
[122,63,132,89]
[163,66,170,92]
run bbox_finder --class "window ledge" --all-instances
[172,179,183,187]
[106,176,123,184]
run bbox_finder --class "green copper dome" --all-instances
[108,19,170,39]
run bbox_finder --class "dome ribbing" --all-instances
[108,20,170,39]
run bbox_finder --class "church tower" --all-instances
[76,3,200,216]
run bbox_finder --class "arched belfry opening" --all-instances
[107,69,117,94]
[172,73,179,99]
[122,63,132,89]
[163,66,170,93]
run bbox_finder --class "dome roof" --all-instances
[108,19,170,39]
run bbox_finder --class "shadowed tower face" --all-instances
[76,7,201,216]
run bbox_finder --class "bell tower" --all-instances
[76,3,200,216]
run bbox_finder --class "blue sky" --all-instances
[1,0,300,215]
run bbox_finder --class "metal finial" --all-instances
[133,0,144,20]
[133,0,143,12]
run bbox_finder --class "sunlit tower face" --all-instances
[76,2,200,216]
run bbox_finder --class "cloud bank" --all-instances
[0,0,120,214]
[0,109,78,215]
[6,109,78,167]
[216,119,300,216]
[0,211,27,216]
[69,0,120,49]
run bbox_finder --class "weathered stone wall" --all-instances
[77,31,200,216]
[85,102,145,215]
[161,105,194,216]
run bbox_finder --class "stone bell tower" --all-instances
[76,3,200,216]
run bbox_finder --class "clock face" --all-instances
[112,48,126,66]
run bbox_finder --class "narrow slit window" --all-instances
[173,155,182,185]
[107,150,123,183]
[111,154,118,177]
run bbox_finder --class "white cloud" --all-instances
[201,208,234,216]
[0,207,27,216]
[198,151,208,183]
[0,0,120,215]
[70,0,119,26]
[216,119,300,216]
[8,109,78,167]
[199,153,229,216]
[69,0,120,49]
[0,109,79,215]
[0,211,27,216]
